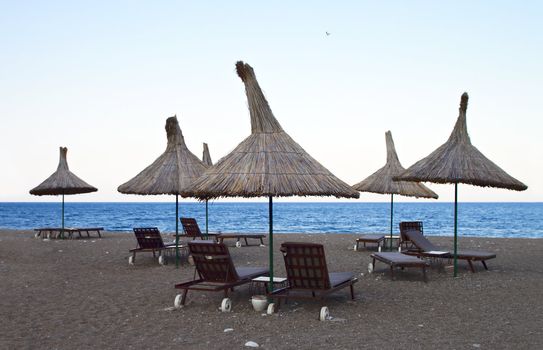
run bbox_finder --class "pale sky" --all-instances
[1,1,541,202]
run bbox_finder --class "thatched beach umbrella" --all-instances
[185,61,359,291]
[396,93,527,276]
[202,142,213,235]
[352,131,438,249]
[118,115,208,266]
[30,147,98,232]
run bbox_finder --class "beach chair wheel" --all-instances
[235,241,242,248]
[267,303,275,315]
[319,306,330,321]
[367,262,374,274]
[128,256,134,265]
[221,298,232,312]
[174,294,183,309]
[158,255,165,265]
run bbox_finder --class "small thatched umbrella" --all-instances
[396,92,527,276]
[352,131,438,249]
[202,142,213,235]
[30,147,98,232]
[185,61,359,291]
[118,115,208,266]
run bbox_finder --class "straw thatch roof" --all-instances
[202,143,213,166]
[30,147,97,196]
[352,131,438,198]
[396,93,527,191]
[118,116,208,195]
[184,61,359,199]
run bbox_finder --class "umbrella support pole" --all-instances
[61,194,65,238]
[390,194,394,251]
[268,196,274,299]
[453,183,458,277]
[175,194,180,268]
[205,199,209,237]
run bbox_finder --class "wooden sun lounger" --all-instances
[180,217,265,246]
[399,221,424,250]
[34,227,104,239]
[355,234,385,251]
[371,252,430,281]
[269,242,357,310]
[179,218,220,240]
[402,229,496,272]
[216,233,265,246]
[174,241,269,306]
[130,227,186,265]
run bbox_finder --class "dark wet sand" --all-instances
[1,230,542,349]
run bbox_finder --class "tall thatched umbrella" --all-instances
[185,61,359,291]
[202,142,213,235]
[118,115,208,266]
[396,93,527,276]
[352,131,438,249]
[30,147,98,232]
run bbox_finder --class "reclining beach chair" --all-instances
[180,217,220,240]
[269,242,357,318]
[181,217,265,247]
[402,229,496,272]
[129,227,185,265]
[399,221,424,250]
[173,241,268,309]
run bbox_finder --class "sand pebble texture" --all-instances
[1,230,542,349]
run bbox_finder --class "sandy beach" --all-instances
[1,230,542,349]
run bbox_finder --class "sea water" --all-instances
[0,202,541,238]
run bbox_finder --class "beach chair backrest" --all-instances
[188,241,239,282]
[181,218,203,238]
[280,242,331,290]
[133,228,165,249]
[404,230,438,252]
[399,221,423,247]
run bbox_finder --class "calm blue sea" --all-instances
[0,202,541,238]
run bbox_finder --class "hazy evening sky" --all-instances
[1,1,541,202]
